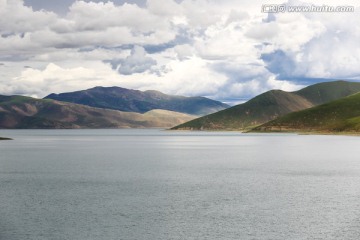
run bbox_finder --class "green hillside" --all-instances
[251,92,360,133]
[172,90,312,130]
[0,95,195,129]
[172,81,360,131]
[296,80,360,104]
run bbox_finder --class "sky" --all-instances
[1,0,360,104]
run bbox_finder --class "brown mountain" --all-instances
[45,86,229,115]
[0,95,195,129]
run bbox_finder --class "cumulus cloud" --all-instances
[146,0,182,16]
[4,63,98,97]
[259,5,360,80]
[1,0,360,104]
[66,1,170,32]
[0,0,57,34]
[0,0,176,56]
[108,46,157,75]
[246,13,325,52]
[225,10,250,25]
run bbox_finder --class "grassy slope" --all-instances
[172,81,360,131]
[251,92,360,133]
[296,80,360,104]
[0,96,196,129]
[172,90,313,130]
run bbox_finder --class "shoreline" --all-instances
[2,128,360,137]
[248,130,360,137]
[169,128,360,136]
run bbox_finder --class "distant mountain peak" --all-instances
[44,86,229,116]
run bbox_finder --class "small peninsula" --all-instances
[0,137,12,140]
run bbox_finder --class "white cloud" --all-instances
[146,0,182,16]
[156,56,228,97]
[109,46,157,75]
[0,0,176,55]
[0,0,57,34]
[246,13,325,52]
[31,47,126,62]
[173,44,195,60]
[194,22,260,62]
[4,63,102,97]
[225,10,250,25]
[260,5,360,80]
[67,1,170,32]
[1,0,360,104]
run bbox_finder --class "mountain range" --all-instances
[0,95,195,129]
[0,86,229,129]
[2,81,360,132]
[45,86,229,116]
[172,81,360,131]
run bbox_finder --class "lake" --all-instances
[1,129,360,240]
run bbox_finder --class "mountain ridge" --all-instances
[0,95,196,129]
[45,86,229,116]
[172,81,360,131]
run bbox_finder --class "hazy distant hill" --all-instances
[0,95,195,129]
[251,92,360,134]
[172,81,360,131]
[45,86,229,115]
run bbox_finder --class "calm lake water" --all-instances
[1,129,360,240]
